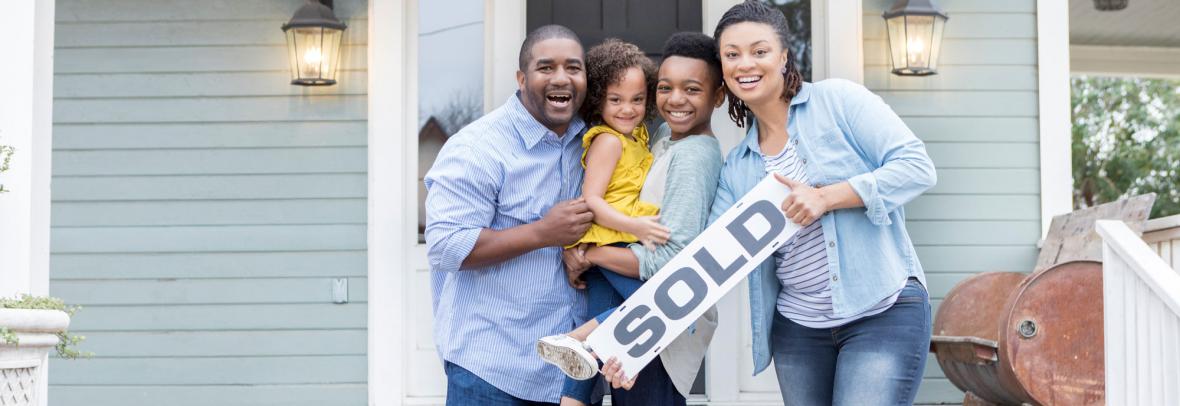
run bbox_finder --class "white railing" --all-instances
[1143,214,1180,273]
[1097,220,1180,406]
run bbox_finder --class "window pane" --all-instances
[418,1,485,241]
[765,0,812,81]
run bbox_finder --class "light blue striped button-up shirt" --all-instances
[424,93,587,403]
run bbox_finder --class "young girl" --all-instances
[534,38,668,402]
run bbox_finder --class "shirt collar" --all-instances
[507,91,586,149]
[736,82,812,158]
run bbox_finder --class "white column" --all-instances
[0,0,53,299]
[485,0,527,112]
[813,0,863,83]
[369,0,411,404]
[1036,0,1073,236]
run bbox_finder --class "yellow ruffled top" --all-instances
[572,124,660,247]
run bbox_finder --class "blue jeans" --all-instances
[608,355,686,406]
[561,265,661,404]
[771,278,931,406]
[444,362,559,406]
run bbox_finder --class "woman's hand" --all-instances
[601,357,637,390]
[628,216,671,251]
[775,173,828,226]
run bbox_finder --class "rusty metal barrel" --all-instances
[931,261,1105,405]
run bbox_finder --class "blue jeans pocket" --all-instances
[894,279,928,304]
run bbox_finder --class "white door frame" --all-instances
[1036,0,1072,236]
[367,0,863,403]
[367,0,414,404]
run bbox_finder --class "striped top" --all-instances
[762,138,901,328]
[424,93,587,403]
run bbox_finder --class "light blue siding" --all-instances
[864,0,1042,403]
[49,0,368,404]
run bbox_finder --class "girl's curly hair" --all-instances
[580,39,657,126]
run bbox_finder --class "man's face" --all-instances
[517,38,586,135]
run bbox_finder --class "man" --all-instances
[425,25,595,405]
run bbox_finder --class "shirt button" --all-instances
[832,275,839,282]
[802,159,808,164]
[828,241,836,248]
[793,138,799,145]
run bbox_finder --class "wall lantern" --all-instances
[883,0,948,76]
[282,0,347,86]
[1094,0,1128,11]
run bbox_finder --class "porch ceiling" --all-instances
[1070,0,1180,47]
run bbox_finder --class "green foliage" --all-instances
[0,142,12,194]
[1072,76,1180,218]
[1,295,93,359]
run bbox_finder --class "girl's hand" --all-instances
[775,173,828,226]
[629,216,670,251]
[601,357,637,390]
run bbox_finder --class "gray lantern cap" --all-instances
[883,0,949,19]
[282,0,347,31]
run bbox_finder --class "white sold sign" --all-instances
[585,174,801,378]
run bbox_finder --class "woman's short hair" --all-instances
[581,39,657,126]
[714,0,805,127]
[662,32,723,89]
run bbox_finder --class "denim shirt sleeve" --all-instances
[841,83,937,226]
[709,163,737,226]
[424,143,501,273]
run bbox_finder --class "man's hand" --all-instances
[775,173,828,226]
[537,198,594,246]
[562,244,593,289]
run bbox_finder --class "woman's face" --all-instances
[718,22,789,108]
[601,66,647,136]
[656,56,723,138]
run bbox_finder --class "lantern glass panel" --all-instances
[320,28,343,81]
[287,26,344,84]
[885,16,907,74]
[285,30,301,82]
[904,15,935,71]
[929,16,946,72]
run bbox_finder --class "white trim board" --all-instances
[1071,45,1180,79]
[812,0,863,84]
[1037,0,1073,237]
[485,0,527,112]
[368,0,413,404]
[0,0,53,300]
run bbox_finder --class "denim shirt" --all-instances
[708,79,936,375]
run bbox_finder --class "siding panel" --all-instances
[76,330,367,357]
[53,199,367,226]
[50,0,368,404]
[54,122,367,149]
[53,251,367,280]
[52,384,366,406]
[55,45,368,74]
[863,1,1041,402]
[68,303,368,331]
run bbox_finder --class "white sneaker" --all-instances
[536,334,599,380]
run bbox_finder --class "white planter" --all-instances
[0,309,69,406]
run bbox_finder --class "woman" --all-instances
[563,32,727,406]
[709,1,937,405]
